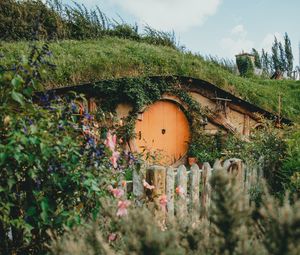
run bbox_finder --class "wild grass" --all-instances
[1,38,299,122]
[0,0,178,48]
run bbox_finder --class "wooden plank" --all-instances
[201,162,212,217]
[190,164,200,217]
[146,165,167,228]
[224,158,244,188]
[133,164,145,206]
[176,165,187,218]
[166,166,175,218]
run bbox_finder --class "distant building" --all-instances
[235,52,262,76]
[235,52,255,66]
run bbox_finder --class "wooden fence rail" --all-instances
[125,158,250,218]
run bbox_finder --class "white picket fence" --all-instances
[124,158,253,218]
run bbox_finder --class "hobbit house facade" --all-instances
[46,76,290,166]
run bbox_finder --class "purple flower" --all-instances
[84,112,93,121]
[48,165,54,173]
[87,137,95,146]
[71,103,77,112]
[36,179,41,189]
[95,148,103,157]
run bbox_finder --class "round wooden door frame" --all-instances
[131,98,191,166]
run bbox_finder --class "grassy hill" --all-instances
[1,37,300,122]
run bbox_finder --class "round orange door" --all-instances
[134,100,190,165]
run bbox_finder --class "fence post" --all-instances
[176,165,188,219]
[146,165,167,229]
[166,166,175,219]
[201,162,212,217]
[190,164,200,217]
[133,163,145,206]
[224,158,244,188]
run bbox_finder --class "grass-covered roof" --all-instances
[1,37,300,122]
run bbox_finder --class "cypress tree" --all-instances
[284,33,294,77]
[271,37,281,73]
[252,48,262,69]
[278,42,286,73]
[261,49,272,76]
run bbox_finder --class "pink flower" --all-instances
[105,131,116,151]
[143,179,155,190]
[121,180,127,188]
[159,194,167,211]
[175,186,185,197]
[108,233,117,242]
[110,151,120,168]
[117,200,131,217]
[110,188,124,199]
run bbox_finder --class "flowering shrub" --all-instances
[50,171,300,255]
[0,44,138,254]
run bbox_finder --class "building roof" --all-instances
[45,75,292,125]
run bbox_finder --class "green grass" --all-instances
[1,37,300,122]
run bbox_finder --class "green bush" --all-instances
[236,55,255,77]
[0,44,129,254]
[222,123,288,195]
[188,132,222,165]
[281,125,300,196]
[49,171,300,255]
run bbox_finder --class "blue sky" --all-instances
[64,0,300,66]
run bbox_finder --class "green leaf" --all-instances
[11,91,25,106]
[11,76,23,89]
[23,87,33,97]
[26,206,37,217]
[0,153,7,165]
[30,125,38,134]
[40,198,49,223]
[8,177,16,190]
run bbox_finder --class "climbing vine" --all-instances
[89,76,208,143]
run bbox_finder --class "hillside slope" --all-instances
[1,37,300,121]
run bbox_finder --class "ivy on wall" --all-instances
[89,76,208,144]
[236,55,255,77]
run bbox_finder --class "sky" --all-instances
[63,0,300,66]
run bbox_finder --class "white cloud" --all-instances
[231,24,247,37]
[220,24,254,57]
[261,32,283,53]
[107,0,222,32]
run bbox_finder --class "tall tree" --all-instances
[271,37,281,72]
[284,33,293,77]
[278,41,286,72]
[261,49,269,75]
[252,48,262,69]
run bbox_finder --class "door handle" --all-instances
[161,129,166,135]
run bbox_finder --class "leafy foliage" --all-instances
[0,44,137,254]
[49,171,300,255]
[236,55,255,77]
[188,131,222,165]
[89,76,207,146]
[281,125,300,196]
[253,33,294,77]
[252,48,262,69]
[221,122,289,195]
